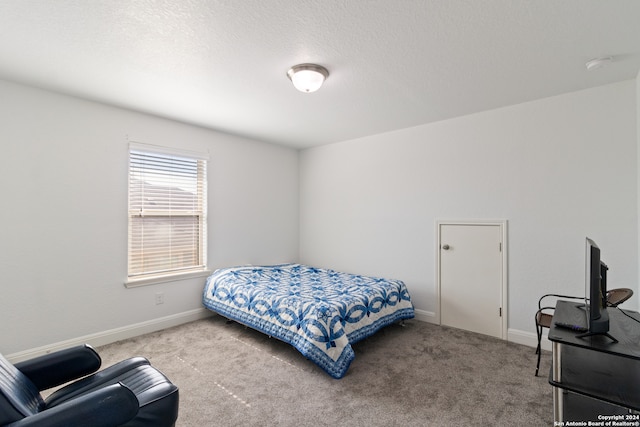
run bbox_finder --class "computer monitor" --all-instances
[577,237,616,341]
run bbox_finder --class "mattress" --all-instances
[202,264,415,378]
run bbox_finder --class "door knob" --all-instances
[442,244,450,250]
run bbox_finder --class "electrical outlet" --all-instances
[155,292,165,305]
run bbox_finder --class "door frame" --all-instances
[436,219,508,340]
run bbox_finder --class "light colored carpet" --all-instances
[96,315,552,426]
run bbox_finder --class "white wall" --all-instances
[299,80,638,338]
[1,78,636,357]
[0,80,299,356]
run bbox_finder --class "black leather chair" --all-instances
[0,344,179,426]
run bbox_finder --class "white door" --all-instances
[439,222,505,338]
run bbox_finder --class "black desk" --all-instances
[548,300,640,422]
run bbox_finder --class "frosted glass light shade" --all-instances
[287,64,329,93]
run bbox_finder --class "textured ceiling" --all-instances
[0,1,639,149]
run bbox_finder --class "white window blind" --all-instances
[128,144,207,281]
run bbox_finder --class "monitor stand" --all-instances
[575,330,618,343]
[577,307,617,342]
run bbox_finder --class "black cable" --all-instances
[615,306,640,324]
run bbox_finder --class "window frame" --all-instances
[125,142,209,287]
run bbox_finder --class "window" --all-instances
[127,143,208,285]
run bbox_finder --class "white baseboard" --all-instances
[412,312,543,350]
[507,328,549,351]
[412,308,437,324]
[410,309,544,352]
[6,308,214,363]
[6,307,544,364]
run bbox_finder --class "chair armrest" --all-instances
[14,345,101,391]
[537,293,583,310]
[5,383,138,427]
[535,306,556,316]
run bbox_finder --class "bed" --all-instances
[202,264,415,379]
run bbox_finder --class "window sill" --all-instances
[125,269,211,288]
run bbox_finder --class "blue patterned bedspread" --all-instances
[202,264,414,379]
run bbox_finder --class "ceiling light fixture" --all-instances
[585,56,613,71]
[287,63,329,93]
